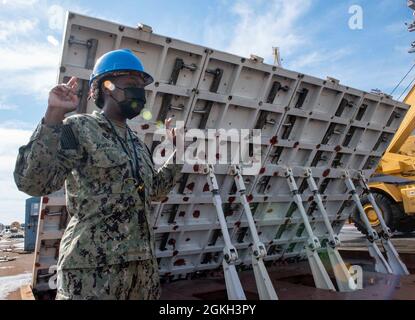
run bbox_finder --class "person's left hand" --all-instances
[165,118,176,147]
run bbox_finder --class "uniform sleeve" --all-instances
[14,116,84,197]
[151,162,182,201]
[142,143,181,202]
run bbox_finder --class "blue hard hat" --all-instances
[89,48,154,86]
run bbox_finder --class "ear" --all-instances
[100,83,111,97]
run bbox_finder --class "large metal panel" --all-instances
[32,190,67,293]
[32,11,409,292]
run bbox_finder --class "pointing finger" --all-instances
[165,118,172,129]
[67,77,78,88]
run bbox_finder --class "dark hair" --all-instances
[90,75,114,108]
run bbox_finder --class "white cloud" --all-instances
[0,42,59,71]
[2,68,57,101]
[0,19,38,41]
[47,34,59,46]
[0,1,93,226]
[0,120,36,130]
[0,102,17,111]
[0,2,93,102]
[0,43,59,100]
[223,0,312,62]
[288,48,352,70]
[200,0,411,97]
[47,4,66,31]
[0,0,38,8]
[0,126,34,153]
[0,124,34,225]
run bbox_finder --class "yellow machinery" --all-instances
[357,87,415,233]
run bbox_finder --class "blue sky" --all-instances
[0,0,414,224]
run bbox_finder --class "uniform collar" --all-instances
[91,110,110,125]
[92,110,128,129]
[92,110,140,141]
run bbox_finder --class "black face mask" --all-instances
[110,86,146,119]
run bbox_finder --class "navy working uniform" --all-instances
[14,110,181,299]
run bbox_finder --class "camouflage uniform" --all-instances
[14,110,181,300]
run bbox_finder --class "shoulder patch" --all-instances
[60,124,79,150]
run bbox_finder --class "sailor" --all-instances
[14,49,181,300]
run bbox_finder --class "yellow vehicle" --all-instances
[354,87,415,233]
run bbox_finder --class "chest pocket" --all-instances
[87,147,130,195]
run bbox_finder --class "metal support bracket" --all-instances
[357,172,409,275]
[285,168,336,291]
[381,239,410,275]
[305,169,357,291]
[342,171,394,274]
[204,165,246,300]
[229,165,278,300]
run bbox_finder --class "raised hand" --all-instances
[45,77,79,125]
[165,118,176,146]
